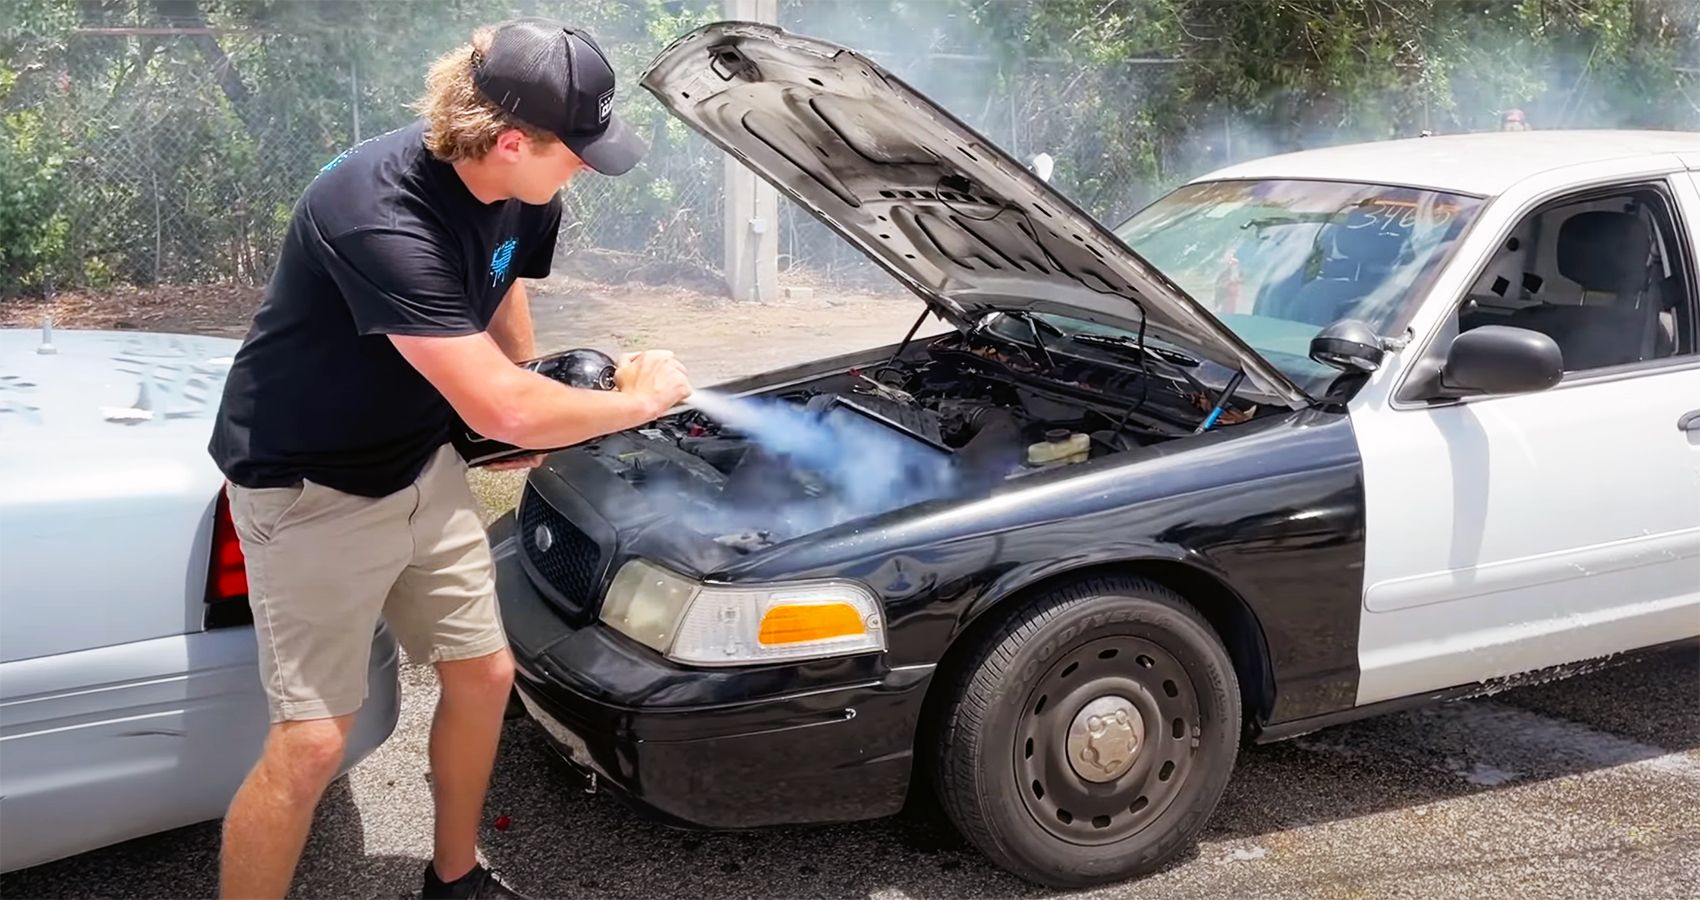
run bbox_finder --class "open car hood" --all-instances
[640,22,1310,408]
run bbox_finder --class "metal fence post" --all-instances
[722,0,779,302]
[351,49,361,144]
[1009,50,1022,158]
[151,126,163,286]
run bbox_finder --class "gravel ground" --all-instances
[4,645,1695,900]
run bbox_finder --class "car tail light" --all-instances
[204,488,253,627]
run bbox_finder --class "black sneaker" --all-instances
[421,861,529,899]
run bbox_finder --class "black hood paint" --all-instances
[639,21,1311,409]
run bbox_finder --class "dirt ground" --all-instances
[0,272,944,383]
[521,272,950,384]
[1,271,950,515]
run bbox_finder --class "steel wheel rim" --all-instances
[1013,635,1203,846]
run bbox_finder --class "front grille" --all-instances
[518,486,603,616]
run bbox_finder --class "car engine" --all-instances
[584,327,1250,552]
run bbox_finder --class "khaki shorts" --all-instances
[227,443,506,723]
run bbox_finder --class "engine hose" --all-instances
[956,408,1024,485]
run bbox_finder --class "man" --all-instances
[207,18,690,900]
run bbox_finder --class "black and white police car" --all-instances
[490,23,1700,889]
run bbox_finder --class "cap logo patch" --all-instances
[598,89,615,123]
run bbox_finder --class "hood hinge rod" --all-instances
[1195,369,1247,433]
[877,306,935,375]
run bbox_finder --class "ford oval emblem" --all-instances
[534,525,554,553]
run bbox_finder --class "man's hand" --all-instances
[616,350,692,414]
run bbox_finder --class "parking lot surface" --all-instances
[4,643,1695,900]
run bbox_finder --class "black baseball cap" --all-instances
[471,17,647,175]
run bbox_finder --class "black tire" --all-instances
[931,575,1241,888]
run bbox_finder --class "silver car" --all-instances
[0,325,400,874]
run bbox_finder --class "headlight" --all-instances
[600,559,699,651]
[600,560,886,666]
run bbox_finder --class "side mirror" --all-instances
[1309,319,1385,372]
[1435,325,1563,396]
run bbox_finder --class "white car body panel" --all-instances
[0,328,401,873]
[1351,368,1700,703]
[0,626,400,873]
[1322,149,1700,703]
[0,329,236,659]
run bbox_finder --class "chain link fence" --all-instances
[548,125,727,290]
[47,81,322,291]
[767,10,1189,289]
[23,78,743,297]
[3,64,315,294]
[7,1,1698,302]
[2,6,1185,300]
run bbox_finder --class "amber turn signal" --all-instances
[758,602,868,645]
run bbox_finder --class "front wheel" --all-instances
[932,576,1241,888]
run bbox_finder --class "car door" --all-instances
[1348,174,1700,706]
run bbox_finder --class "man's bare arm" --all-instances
[389,332,689,449]
[487,280,536,362]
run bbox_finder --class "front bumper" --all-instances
[491,512,932,829]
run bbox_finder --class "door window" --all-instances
[1453,183,1694,375]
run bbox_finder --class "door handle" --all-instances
[1681,410,1700,432]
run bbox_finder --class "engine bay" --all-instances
[582,323,1264,552]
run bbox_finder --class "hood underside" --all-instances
[640,22,1309,408]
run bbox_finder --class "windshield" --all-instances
[1107,179,1484,394]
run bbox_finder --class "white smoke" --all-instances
[652,389,964,544]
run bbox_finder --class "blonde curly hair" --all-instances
[414,27,555,162]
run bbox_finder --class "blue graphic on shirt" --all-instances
[490,238,518,286]
[319,147,356,173]
[317,131,389,175]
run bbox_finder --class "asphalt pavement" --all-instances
[4,644,1696,900]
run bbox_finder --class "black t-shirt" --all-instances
[209,120,561,497]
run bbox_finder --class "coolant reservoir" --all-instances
[1028,429,1090,466]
